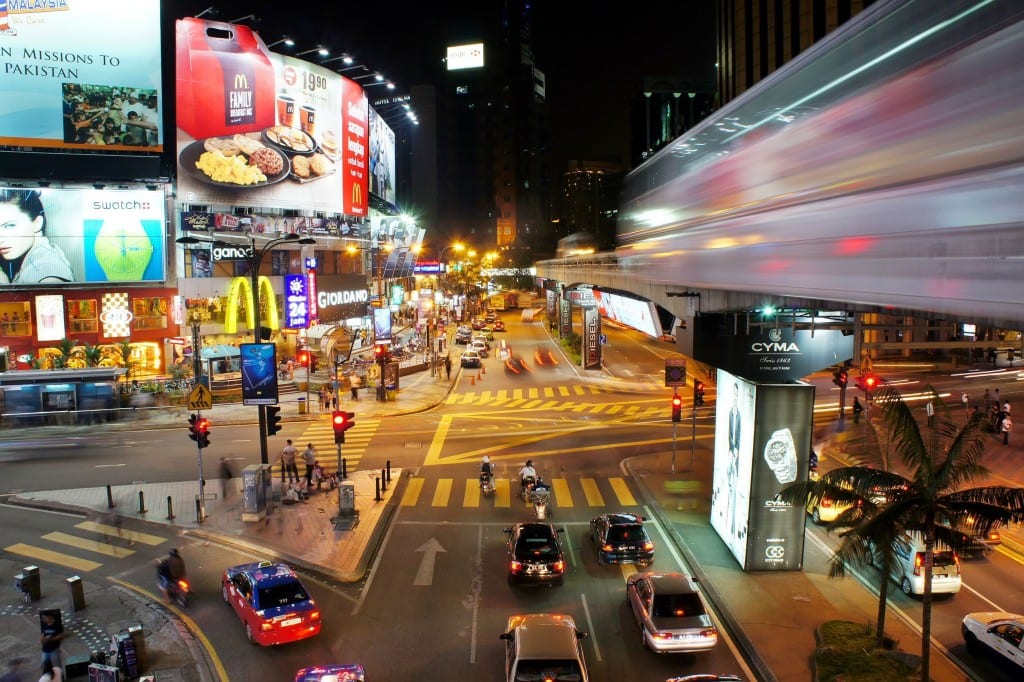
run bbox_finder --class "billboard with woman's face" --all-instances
[0,187,166,285]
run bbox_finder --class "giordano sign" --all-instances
[224,276,281,334]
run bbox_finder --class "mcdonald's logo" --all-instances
[223,276,280,334]
[352,181,362,206]
[233,73,250,90]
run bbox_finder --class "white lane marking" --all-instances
[95,463,127,468]
[469,524,483,665]
[351,503,404,616]
[580,593,602,663]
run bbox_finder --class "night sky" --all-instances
[169,1,716,173]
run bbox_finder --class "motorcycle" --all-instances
[166,576,191,608]
[529,487,551,519]
[479,472,495,497]
[520,476,536,501]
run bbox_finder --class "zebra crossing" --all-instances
[263,417,380,477]
[400,475,639,509]
[4,521,168,573]
[445,385,667,414]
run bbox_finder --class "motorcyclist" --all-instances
[518,460,537,494]
[158,548,187,600]
[480,456,494,492]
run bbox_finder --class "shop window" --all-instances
[0,302,32,337]
[69,299,99,334]
[132,297,168,331]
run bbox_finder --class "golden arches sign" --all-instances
[224,276,280,334]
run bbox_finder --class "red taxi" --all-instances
[221,561,321,645]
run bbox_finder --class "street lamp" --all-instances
[177,231,316,465]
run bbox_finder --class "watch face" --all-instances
[94,220,154,280]
[764,427,797,484]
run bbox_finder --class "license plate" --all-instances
[526,565,547,574]
[280,617,302,627]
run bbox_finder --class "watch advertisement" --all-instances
[240,342,278,406]
[712,369,814,571]
[0,186,166,286]
[0,0,163,152]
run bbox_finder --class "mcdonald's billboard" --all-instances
[174,18,369,216]
[223,276,281,335]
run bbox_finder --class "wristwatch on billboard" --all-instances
[763,427,798,484]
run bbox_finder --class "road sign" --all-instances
[188,384,212,410]
[665,359,687,387]
[599,334,608,345]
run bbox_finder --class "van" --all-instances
[870,531,961,596]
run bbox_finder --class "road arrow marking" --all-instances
[413,537,446,586]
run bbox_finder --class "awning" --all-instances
[200,344,241,359]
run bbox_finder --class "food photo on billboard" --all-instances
[1,187,165,285]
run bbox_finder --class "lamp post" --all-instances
[177,231,316,466]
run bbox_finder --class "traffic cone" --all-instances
[470,374,476,386]
[477,371,483,382]
[481,364,486,375]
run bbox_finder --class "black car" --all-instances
[505,522,566,586]
[590,513,655,566]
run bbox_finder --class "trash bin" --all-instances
[14,565,40,601]
[297,397,307,415]
[386,385,397,401]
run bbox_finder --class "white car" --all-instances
[461,349,482,368]
[470,339,489,357]
[962,612,1024,672]
[500,613,589,682]
[626,572,718,653]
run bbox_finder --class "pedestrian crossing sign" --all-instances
[188,384,212,410]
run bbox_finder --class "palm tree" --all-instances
[815,386,1024,681]
[83,344,103,367]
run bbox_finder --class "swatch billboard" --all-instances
[175,18,368,215]
[0,0,163,152]
[0,186,166,286]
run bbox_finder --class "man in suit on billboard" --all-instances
[727,382,742,538]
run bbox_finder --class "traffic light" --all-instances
[297,351,310,367]
[671,394,682,423]
[332,410,356,444]
[832,369,848,388]
[196,416,210,449]
[863,374,879,392]
[188,413,199,442]
[694,381,706,407]
[266,405,282,436]
[373,345,386,362]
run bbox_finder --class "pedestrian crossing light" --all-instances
[694,381,706,407]
[332,410,355,444]
[671,393,682,423]
[188,413,199,442]
[196,416,211,449]
[266,405,282,436]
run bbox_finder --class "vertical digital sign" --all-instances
[284,274,309,329]
[240,342,278,405]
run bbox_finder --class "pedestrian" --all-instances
[219,457,234,500]
[852,397,864,424]
[444,355,452,380]
[302,443,316,486]
[39,611,65,676]
[350,373,360,400]
[0,657,25,682]
[925,400,935,428]
[281,439,299,483]
[38,659,62,682]
[1002,414,1012,445]
[331,394,338,410]
[1003,400,1011,416]
[983,388,991,407]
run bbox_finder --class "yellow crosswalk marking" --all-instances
[494,478,511,508]
[552,478,572,507]
[512,389,524,400]
[5,543,102,572]
[558,386,570,397]
[464,479,480,507]
[543,387,555,398]
[573,385,586,395]
[42,532,135,558]
[432,478,453,506]
[76,521,166,546]
[609,478,637,506]
[402,478,425,506]
[522,400,543,409]
[580,478,605,506]
[606,404,624,414]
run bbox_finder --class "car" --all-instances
[590,512,655,566]
[665,676,742,682]
[470,339,490,357]
[943,522,1001,559]
[455,330,473,345]
[484,312,497,323]
[478,327,495,341]
[962,611,1024,673]
[493,320,506,332]
[867,532,961,596]
[461,349,482,368]
[806,481,891,525]
[626,572,718,654]
[505,522,566,586]
[471,318,485,330]
[500,613,589,682]
[221,561,321,645]
[294,664,366,681]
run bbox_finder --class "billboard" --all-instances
[373,306,392,343]
[283,274,310,329]
[174,18,368,216]
[592,289,659,338]
[0,0,163,152]
[446,43,484,70]
[240,342,278,405]
[711,369,814,571]
[316,274,369,324]
[0,187,166,285]
[369,107,396,205]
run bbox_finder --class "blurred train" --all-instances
[616,0,1024,326]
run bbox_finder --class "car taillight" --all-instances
[652,632,673,640]
[913,554,922,576]
[954,554,961,575]
[309,610,321,621]
[700,628,718,639]
[986,530,1001,543]
[260,622,274,632]
[643,542,654,552]
[601,544,613,552]
[510,561,523,573]
[552,561,564,573]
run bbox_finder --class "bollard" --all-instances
[375,477,381,502]
[381,468,387,491]
[166,496,175,520]
[342,457,348,480]
[66,575,86,611]
[14,565,40,602]
[106,485,115,509]
[137,490,147,514]
[195,497,202,523]
[386,459,391,484]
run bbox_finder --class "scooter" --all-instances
[479,472,495,497]
[529,487,551,520]
[520,476,537,501]
[158,573,191,608]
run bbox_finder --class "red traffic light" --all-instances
[373,345,385,359]
[864,374,878,390]
[332,410,356,444]
[671,395,683,408]
[196,417,209,433]
[297,351,310,366]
